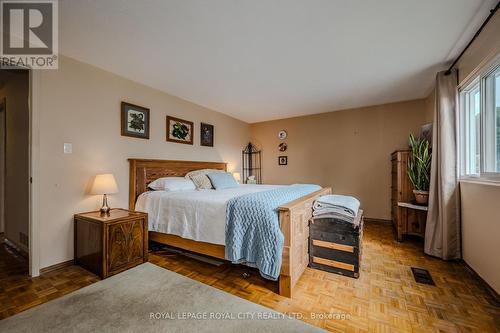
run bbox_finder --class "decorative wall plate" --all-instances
[278,142,287,152]
[278,130,287,140]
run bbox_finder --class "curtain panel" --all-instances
[425,70,461,260]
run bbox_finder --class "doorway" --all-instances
[0,98,5,238]
[0,69,30,275]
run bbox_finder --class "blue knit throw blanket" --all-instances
[225,184,321,280]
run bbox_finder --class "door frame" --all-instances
[1,64,40,277]
[0,97,5,237]
[29,70,41,277]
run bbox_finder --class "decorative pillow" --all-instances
[185,169,225,189]
[148,177,196,191]
[207,172,239,190]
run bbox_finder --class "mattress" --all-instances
[135,184,282,245]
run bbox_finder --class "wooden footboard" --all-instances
[278,187,332,297]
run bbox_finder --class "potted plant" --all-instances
[407,134,431,205]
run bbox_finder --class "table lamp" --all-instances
[233,172,241,183]
[91,174,119,215]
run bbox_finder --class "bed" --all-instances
[128,158,331,297]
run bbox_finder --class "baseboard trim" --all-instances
[364,217,391,223]
[462,260,500,306]
[40,259,74,275]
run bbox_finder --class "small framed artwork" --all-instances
[278,156,288,166]
[166,116,194,145]
[121,102,150,139]
[200,122,214,147]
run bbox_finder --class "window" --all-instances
[460,82,481,175]
[460,62,500,179]
[483,66,500,173]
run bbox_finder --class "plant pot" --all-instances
[413,190,429,205]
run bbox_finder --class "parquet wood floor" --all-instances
[0,237,99,320]
[148,222,500,333]
[1,222,498,333]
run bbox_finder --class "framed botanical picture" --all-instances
[121,102,150,139]
[278,156,288,165]
[166,116,194,145]
[200,122,214,147]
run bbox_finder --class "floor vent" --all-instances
[411,267,435,285]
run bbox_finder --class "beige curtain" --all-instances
[425,70,461,260]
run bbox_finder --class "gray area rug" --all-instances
[0,263,324,332]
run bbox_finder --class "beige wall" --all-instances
[0,70,30,250]
[457,10,500,84]
[251,99,428,220]
[37,56,250,268]
[424,87,435,124]
[456,10,500,294]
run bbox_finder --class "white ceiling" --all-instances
[60,0,492,123]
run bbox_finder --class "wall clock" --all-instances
[278,130,287,140]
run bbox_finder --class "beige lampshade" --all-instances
[232,172,241,182]
[90,174,119,195]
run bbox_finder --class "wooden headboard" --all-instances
[128,158,227,210]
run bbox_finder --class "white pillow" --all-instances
[148,177,196,191]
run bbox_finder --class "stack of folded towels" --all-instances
[313,194,361,225]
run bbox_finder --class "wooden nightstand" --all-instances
[74,209,148,279]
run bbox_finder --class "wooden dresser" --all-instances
[74,209,148,278]
[391,150,427,241]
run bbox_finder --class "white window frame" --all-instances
[482,63,500,176]
[459,80,480,176]
[459,56,500,182]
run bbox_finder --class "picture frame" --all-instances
[121,102,150,139]
[166,116,194,145]
[200,122,214,147]
[278,156,288,166]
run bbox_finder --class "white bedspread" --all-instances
[135,184,282,245]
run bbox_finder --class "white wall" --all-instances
[37,56,250,269]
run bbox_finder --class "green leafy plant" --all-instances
[407,133,431,191]
[172,122,189,140]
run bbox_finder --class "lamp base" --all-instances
[100,194,111,216]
